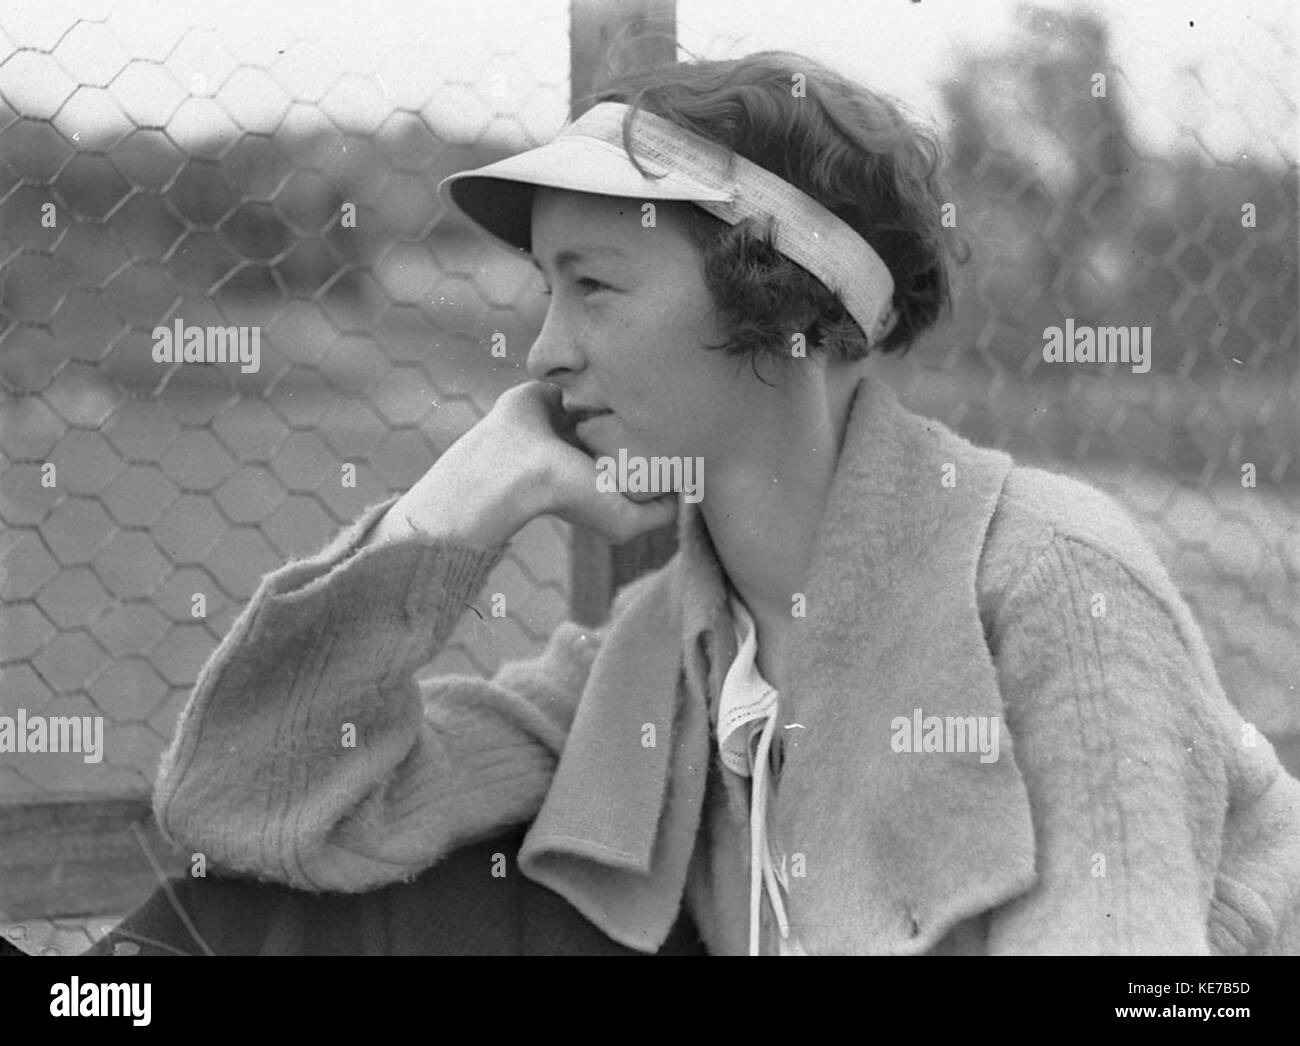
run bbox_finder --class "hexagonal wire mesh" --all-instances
[0,1,575,819]
[0,1,1298,950]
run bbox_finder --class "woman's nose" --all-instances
[524,304,585,383]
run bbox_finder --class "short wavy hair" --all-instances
[588,50,967,377]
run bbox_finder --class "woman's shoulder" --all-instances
[976,462,1243,756]
[976,463,1180,618]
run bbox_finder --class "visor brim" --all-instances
[437,135,733,253]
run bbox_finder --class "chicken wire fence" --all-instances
[0,3,577,806]
[0,0,1297,829]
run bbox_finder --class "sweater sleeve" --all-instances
[151,496,605,893]
[982,532,1238,955]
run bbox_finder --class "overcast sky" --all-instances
[0,0,1293,163]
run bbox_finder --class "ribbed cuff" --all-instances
[249,497,512,664]
[152,498,516,866]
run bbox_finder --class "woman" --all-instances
[136,52,1300,956]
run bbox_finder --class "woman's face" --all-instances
[526,187,755,463]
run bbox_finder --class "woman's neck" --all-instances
[701,371,861,631]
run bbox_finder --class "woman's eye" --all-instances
[539,278,606,299]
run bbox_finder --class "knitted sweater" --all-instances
[152,376,1300,955]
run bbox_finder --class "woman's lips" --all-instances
[574,410,612,430]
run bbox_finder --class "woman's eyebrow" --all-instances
[529,245,627,272]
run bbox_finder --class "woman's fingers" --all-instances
[489,380,685,543]
[552,481,679,545]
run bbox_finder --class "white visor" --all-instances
[437,102,897,344]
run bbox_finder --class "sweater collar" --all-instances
[519,373,1039,953]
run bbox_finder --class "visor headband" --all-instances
[564,102,897,345]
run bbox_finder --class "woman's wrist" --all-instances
[366,458,539,549]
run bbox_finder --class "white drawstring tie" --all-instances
[718,595,802,956]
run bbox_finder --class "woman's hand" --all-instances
[512,381,680,543]
[368,381,678,548]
